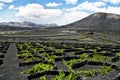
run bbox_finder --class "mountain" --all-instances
[0,21,58,28]
[65,12,120,33]
[44,23,58,27]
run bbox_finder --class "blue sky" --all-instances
[0,0,120,25]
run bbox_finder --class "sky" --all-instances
[0,0,120,25]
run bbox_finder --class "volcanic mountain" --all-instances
[65,12,120,33]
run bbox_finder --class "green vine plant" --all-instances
[17,51,32,57]
[76,65,113,77]
[40,75,46,80]
[63,53,89,71]
[117,52,120,57]
[88,54,111,62]
[52,70,79,80]
[44,53,57,63]
[21,56,39,62]
[16,43,24,50]
[21,63,54,74]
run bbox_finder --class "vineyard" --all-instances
[0,41,120,80]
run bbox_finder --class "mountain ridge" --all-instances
[0,21,58,28]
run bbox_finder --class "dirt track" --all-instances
[0,43,27,80]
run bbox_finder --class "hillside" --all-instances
[65,12,120,33]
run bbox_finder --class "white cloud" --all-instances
[60,11,89,25]
[106,6,120,14]
[67,1,106,12]
[103,0,120,4]
[46,2,61,7]
[78,1,106,12]
[66,1,120,14]
[77,1,120,14]
[9,5,15,10]
[0,0,14,3]
[15,3,63,20]
[65,0,78,4]
[0,3,4,9]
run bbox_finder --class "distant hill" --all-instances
[0,21,58,31]
[65,12,120,33]
[0,21,58,28]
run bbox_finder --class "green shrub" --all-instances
[22,63,53,74]
[117,52,120,57]
[40,75,46,80]
[52,71,79,80]
[89,54,111,62]
[21,56,39,62]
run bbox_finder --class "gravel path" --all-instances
[0,43,27,80]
